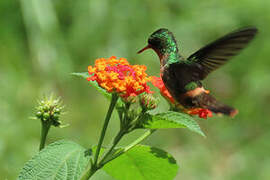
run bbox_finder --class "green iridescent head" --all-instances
[138,28,179,56]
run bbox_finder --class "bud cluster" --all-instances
[139,94,159,111]
[35,96,64,127]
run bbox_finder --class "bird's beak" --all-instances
[137,44,151,54]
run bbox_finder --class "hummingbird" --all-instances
[138,27,258,117]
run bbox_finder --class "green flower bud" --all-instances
[34,95,65,127]
[139,94,159,111]
[36,111,42,118]
[123,96,138,104]
[43,112,50,120]
[44,105,50,112]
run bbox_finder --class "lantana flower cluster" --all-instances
[87,56,152,98]
[151,75,212,119]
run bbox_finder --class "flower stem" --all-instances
[99,130,125,166]
[39,121,51,151]
[80,164,96,180]
[92,94,118,169]
[80,130,124,180]
[124,129,155,152]
[99,129,155,167]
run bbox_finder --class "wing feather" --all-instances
[186,27,258,80]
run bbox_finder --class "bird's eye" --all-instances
[148,38,161,46]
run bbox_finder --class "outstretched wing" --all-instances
[185,27,258,80]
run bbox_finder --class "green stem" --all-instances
[99,130,125,166]
[39,121,51,151]
[80,164,96,180]
[93,94,118,168]
[80,130,124,180]
[81,94,119,180]
[124,129,155,152]
[100,129,155,166]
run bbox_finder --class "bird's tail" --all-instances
[194,92,238,117]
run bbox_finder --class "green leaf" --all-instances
[72,72,111,99]
[103,145,178,180]
[140,111,205,137]
[18,140,91,180]
[71,72,90,79]
[72,72,124,108]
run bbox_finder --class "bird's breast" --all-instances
[161,65,209,106]
[183,87,209,97]
[161,67,183,97]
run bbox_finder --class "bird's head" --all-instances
[137,28,178,57]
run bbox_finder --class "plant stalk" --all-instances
[99,130,125,166]
[99,129,155,167]
[92,94,118,173]
[39,121,51,151]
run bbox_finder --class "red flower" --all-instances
[151,76,175,104]
[187,108,213,119]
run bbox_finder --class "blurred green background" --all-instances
[1,0,270,179]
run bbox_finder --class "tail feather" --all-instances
[194,93,238,117]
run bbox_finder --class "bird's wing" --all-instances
[184,27,258,80]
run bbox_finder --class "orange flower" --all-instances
[87,56,152,98]
[151,75,212,119]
